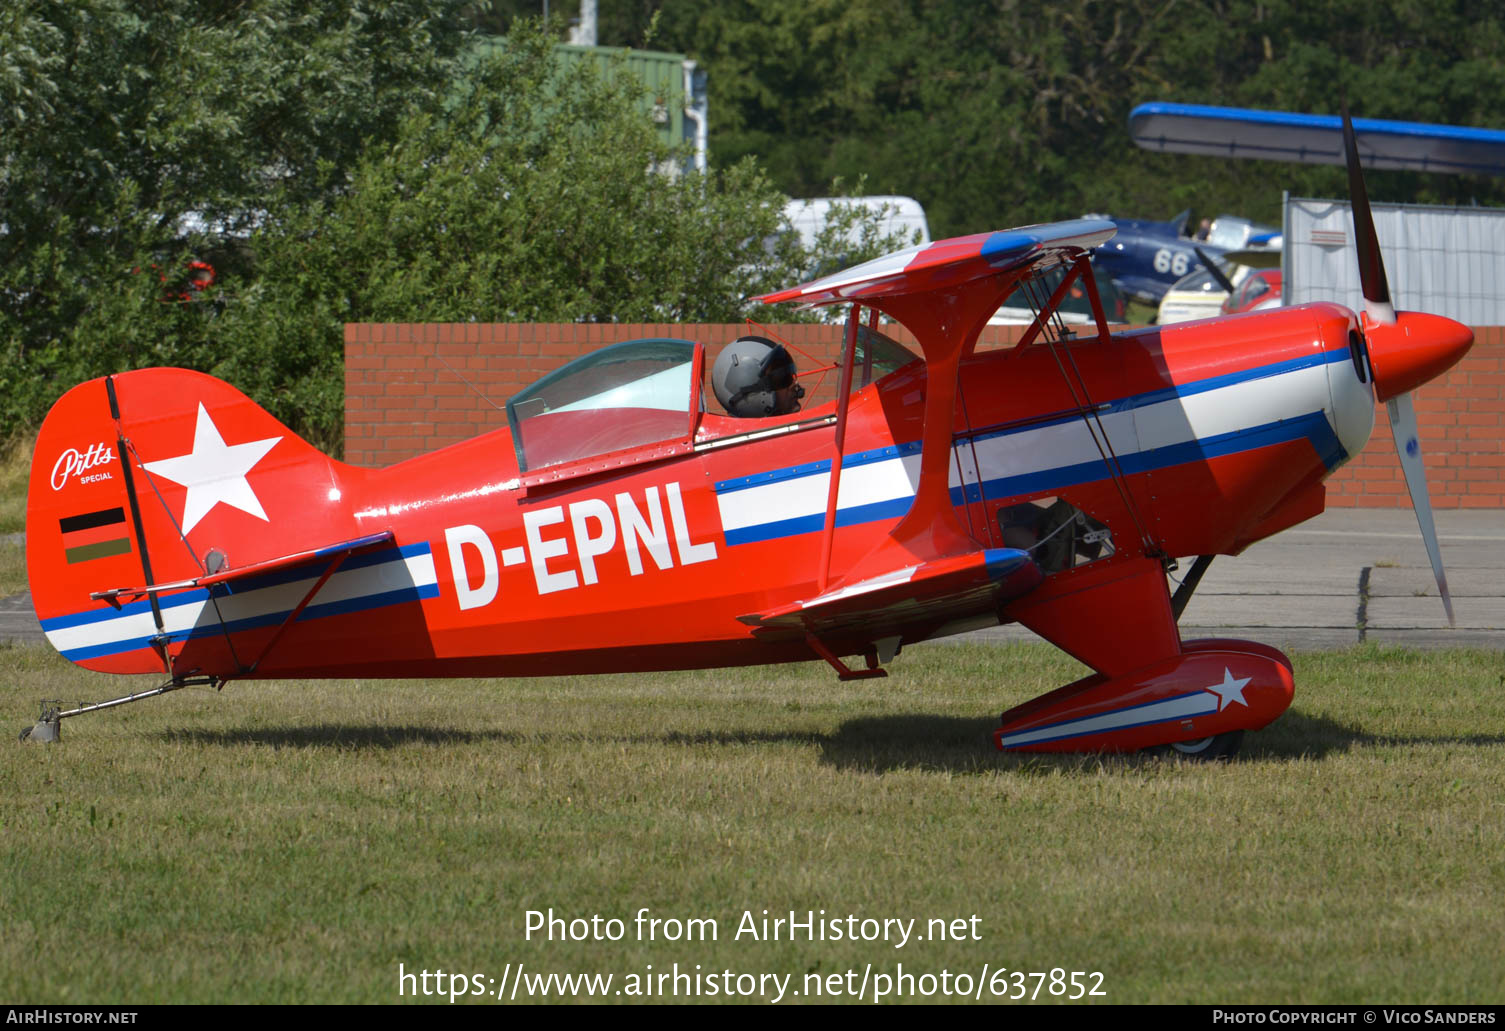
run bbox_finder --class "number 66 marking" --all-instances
[1153,248,1190,277]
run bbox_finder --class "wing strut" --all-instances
[1028,256,1159,557]
[87,531,396,678]
[805,633,887,681]
[817,305,863,592]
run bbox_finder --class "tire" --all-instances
[1150,729,1243,761]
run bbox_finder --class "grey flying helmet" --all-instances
[712,336,805,417]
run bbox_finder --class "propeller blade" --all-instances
[1386,391,1455,625]
[1195,247,1237,294]
[1341,101,1396,325]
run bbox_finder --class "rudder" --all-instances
[27,368,364,673]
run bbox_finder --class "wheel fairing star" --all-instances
[1205,667,1252,711]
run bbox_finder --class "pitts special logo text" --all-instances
[51,444,117,491]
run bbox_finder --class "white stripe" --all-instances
[970,411,1136,483]
[46,553,438,655]
[717,453,922,533]
[1133,363,1330,450]
[1001,691,1218,748]
[716,360,1338,538]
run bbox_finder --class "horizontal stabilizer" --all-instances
[738,548,1042,638]
[90,531,394,607]
[755,219,1115,308]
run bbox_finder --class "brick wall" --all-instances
[1324,326,1505,509]
[344,322,1503,508]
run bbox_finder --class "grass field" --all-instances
[3,641,1503,1005]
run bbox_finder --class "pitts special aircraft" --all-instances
[23,113,1473,756]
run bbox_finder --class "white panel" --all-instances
[1286,196,1505,323]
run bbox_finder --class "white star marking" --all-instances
[142,404,282,534]
[1205,667,1253,711]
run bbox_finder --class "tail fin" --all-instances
[27,368,363,673]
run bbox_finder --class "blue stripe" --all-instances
[57,582,440,662]
[216,541,431,597]
[299,584,440,623]
[41,584,211,631]
[965,348,1348,447]
[713,440,922,495]
[41,543,431,633]
[724,411,1345,545]
[1001,690,1218,749]
[721,495,921,546]
[724,513,826,547]
[714,348,1349,498]
[1095,348,1347,414]
[835,496,912,529]
[715,459,831,494]
[973,411,1345,502]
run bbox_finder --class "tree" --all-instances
[161,21,908,445]
[0,0,478,436]
[570,0,1505,235]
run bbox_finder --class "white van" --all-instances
[781,196,931,253]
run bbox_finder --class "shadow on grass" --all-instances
[820,709,1505,774]
[162,716,1167,775]
[164,725,522,750]
[1250,709,1505,759]
[163,709,1505,772]
[161,724,828,751]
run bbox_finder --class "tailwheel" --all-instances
[1151,730,1243,761]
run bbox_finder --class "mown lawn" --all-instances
[2,642,1502,1004]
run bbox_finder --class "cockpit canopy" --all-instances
[504,329,920,475]
[507,338,696,473]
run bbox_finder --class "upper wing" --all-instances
[1129,102,1505,175]
[755,218,1115,308]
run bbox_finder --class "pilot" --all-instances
[712,336,806,417]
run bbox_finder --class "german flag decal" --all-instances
[60,507,131,564]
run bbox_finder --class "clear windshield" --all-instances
[852,325,919,387]
[507,338,697,472]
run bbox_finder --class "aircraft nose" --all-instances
[1365,311,1474,402]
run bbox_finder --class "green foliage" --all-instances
[586,0,1505,236]
[9,1,1505,449]
[0,8,899,448]
[204,24,902,445]
[0,0,478,444]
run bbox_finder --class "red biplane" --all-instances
[22,116,1472,756]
